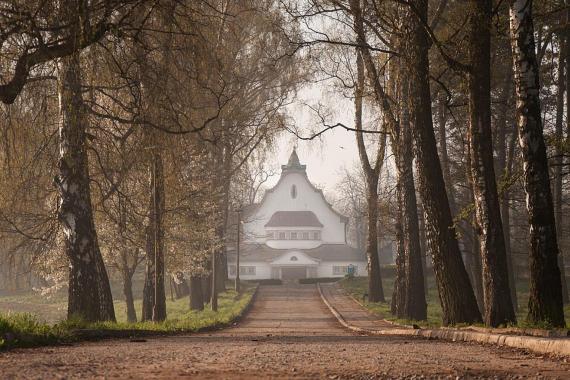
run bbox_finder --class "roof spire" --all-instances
[282,147,306,171]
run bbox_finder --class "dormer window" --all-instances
[291,184,297,199]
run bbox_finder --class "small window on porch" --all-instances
[290,232,297,240]
[302,232,309,240]
[279,231,286,240]
[267,231,274,240]
[313,231,321,240]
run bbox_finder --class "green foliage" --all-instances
[340,275,570,329]
[0,313,71,350]
[0,286,254,350]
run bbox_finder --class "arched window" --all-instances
[291,184,297,199]
[290,256,298,261]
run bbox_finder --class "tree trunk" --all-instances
[406,0,482,325]
[392,185,406,316]
[418,204,429,292]
[56,51,115,322]
[211,250,218,311]
[202,273,212,304]
[400,107,427,321]
[122,269,137,323]
[436,95,457,215]
[366,185,384,302]
[141,151,167,322]
[189,275,204,311]
[509,0,565,327]
[172,272,190,299]
[392,72,426,320]
[565,11,570,304]
[466,215,485,313]
[496,64,518,312]
[468,0,516,326]
[354,51,385,303]
[554,36,569,304]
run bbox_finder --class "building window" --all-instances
[291,232,297,240]
[291,184,297,199]
[333,266,348,275]
[313,231,321,240]
[279,231,286,240]
[333,265,357,276]
[290,256,298,261]
[240,266,256,275]
[229,265,236,276]
[267,231,274,240]
[302,232,309,240]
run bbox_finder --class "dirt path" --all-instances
[1,284,568,379]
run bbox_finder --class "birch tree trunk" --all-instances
[468,0,516,326]
[509,0,565,326]
[57,51,115,322]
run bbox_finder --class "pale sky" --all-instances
[265,83,360,193]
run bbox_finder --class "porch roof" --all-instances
[227,243,366,263]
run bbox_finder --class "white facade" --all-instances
[243,170,346,247]
[227,150,367,280]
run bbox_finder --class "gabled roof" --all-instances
[254,149,348,224]
[265,211,323,228]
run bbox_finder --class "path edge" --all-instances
[317,283,570,358]
[76,284,260,340]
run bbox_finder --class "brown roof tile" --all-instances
[264,211,323,228]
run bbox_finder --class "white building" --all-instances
[227,149,367,280]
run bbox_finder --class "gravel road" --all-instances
[0,284,568,379]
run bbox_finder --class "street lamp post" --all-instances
[235,209,241,293]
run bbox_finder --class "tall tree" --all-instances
[354,51,387,303]
[508,0,565,326]
[467,0,516,326]
[554,34,569,304]
[403,0,482,324]
[57,50,115,322]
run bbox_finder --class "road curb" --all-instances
[317,283,570,357]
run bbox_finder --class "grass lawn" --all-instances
[340,273,570,329]
[0,284,255,350]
